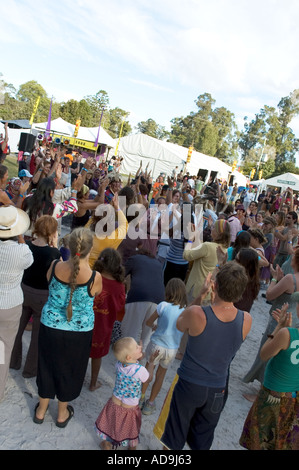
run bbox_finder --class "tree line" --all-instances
[1,79,299,179]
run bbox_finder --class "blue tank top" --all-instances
[178,305,244,387]
[41,260,96,332]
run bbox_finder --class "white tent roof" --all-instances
[111,133,184,178]
[32,117,115,147]
[111,133,247,185]
[263,172,299,192]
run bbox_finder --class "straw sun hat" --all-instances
[0,205,30,238]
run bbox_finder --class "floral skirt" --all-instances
[239,386,299,450]
[95,398,141,449]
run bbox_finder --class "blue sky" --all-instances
[2,0,299,137]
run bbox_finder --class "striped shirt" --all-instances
[166,234,188,265]
[0,240,34,309]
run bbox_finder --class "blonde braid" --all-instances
[66,234,82,322]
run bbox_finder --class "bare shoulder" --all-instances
[92,271,103,296]
[182,305,207,336]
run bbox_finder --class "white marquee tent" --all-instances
[263,172,299,192]
[110,133,247,185]
[3,117,116,153]
[32,117,115,147]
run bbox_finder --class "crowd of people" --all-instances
[1,137,299,451]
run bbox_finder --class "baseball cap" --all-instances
[18,169,33,178]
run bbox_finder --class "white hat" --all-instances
[0,206,30,238]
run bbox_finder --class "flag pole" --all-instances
[94,108,105,161]
[45,97,53,141]
[114,114,127,156]
[29,96,41,133]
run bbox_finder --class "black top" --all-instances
[125,254,165,304]
[22,241,61,290]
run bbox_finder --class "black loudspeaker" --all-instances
[19,133,36,152]
[197,169,208,182]
[209,171,218,182]
[228,174,235,186]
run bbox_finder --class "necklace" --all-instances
[213,303,234,310]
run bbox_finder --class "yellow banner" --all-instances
[29,96,41,126]
[51,134,97,150]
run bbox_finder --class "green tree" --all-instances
[239,90,299,174]
[16,80,56,122]
[84,90,110,127]
[108,107,131,139]
[168,93,239,162]
[0,82,25,119]
[136,118,169,139]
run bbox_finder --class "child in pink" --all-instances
[95,337,149,450]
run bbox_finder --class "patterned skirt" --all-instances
[95,397,141,449]
[239,386,299,450]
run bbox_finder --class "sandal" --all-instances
[33,403,47,424]
[56,405,74,428]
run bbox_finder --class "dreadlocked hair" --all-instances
[66,227,93,322]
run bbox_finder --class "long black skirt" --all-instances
[36,323,92,402]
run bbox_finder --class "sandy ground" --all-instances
[0,288,269,452]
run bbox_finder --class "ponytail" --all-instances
[66,227,93,322]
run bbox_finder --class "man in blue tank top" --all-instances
[161,262,252,450]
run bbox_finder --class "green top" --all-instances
[264,328,299,393]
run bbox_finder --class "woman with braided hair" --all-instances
[33,227,102,427]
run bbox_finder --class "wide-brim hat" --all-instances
[0,206,30,238]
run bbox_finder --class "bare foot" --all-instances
[243,393,257,402]
[89,382,102,391]
[100,441,112,450]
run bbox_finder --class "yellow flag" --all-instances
[114,117,126,156]
[29,96,41,125]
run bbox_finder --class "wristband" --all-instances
[187,240,193,243]
[19,194,24,198]
[288,241,292,244]
[81,167,87,172]
[271,278,277,283]
[71,189,78,193]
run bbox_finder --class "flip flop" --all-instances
[56,405,74,428]
[33,403,47,424]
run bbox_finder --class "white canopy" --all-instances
[263,172,299,192]
[111,133,247,185]
[32,117,115,147]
